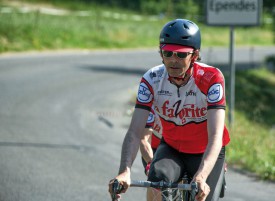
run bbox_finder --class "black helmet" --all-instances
[159,19,201,50]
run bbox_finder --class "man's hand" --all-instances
[193,178,210,201]
[108,171,131,200]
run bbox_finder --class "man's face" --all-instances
[161,50,194,78]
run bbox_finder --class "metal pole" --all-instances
[228,26,235,127]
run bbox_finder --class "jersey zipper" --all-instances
[177,87,180,98]
[168,78,186,98]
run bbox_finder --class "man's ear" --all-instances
[158,49,164,64]
[159,49,163,58]
[193,49,201,61]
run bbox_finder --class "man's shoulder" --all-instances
[193,62,225,93]
[143,64,166,80]
[194,62,224,81]
[194,62,222,74]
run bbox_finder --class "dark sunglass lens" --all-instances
[162,51,173,57]
[177,52,188,58]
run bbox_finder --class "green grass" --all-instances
[225,68,275,181]
[201,26,274,47]
[0,1,274,53]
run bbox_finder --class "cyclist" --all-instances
[140,109,162,201]
[109,19,230,201]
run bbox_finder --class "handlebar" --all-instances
[111,179,198,201]
[131,180,197,191]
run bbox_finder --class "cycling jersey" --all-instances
[145,109,162,149]
[136,62,230,153]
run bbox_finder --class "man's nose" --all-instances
[171,52,180,60]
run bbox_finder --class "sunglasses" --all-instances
[161,50,193,59]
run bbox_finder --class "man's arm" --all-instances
[118,108,150,174]
[108,108,150,199]
[140,128,153,163]
[193,109,225,201]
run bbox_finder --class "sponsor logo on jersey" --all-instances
[157,100,207,125]
[147,112,154,124]
[138,82,153,103]
[150,69,164,79]
[157,90,172,96]
[186,90,196,96]
[207,83,223,103]
[198,69,204,75]
[157,69,164,77]
[150,72,157,79]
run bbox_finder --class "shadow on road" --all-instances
[80,62,263,76]
[0,141,94,151]
[80,65,146,76]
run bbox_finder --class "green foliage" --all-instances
[235,68,275,126]
[139,0,202,19]
[226,68,275,181]
[0,3,274,53]
[25,0,204,17]
[0,9,164,52]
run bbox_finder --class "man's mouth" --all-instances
[170,66,180,69]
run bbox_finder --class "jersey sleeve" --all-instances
[135,71,154,111]
[196,64,227,110]
[206,69,226,110]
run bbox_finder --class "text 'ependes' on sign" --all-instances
[206,0,262,26]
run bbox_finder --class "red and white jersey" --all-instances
[145,109,162,149]
[136,62,230,153]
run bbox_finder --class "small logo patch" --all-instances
[138,82,153,103]
[157,90,172,96]
[147,112,154,124]
[207,83,223,103]
[186,90,196,97]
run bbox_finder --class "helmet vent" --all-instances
[183,23,189,29]
[181,36,190,40]
[169,22,176,27]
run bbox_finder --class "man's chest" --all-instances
[152,80,208,125]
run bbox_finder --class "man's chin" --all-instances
[169,73,185,78]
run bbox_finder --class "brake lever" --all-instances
[111,179,124,201]
[190,181,198,201]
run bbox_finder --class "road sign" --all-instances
[205,0,262,127]
[206,0,262,26]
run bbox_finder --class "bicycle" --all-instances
[111,178,198,201]
[111,168,226,201]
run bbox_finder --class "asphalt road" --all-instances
[0,47,275,201]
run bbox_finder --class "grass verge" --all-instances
[0,1,274,53]
[226,68,275,181]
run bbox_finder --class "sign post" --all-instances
[229,26,235,127]
[206,0,262,127]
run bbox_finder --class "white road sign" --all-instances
[206,0,262,26]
